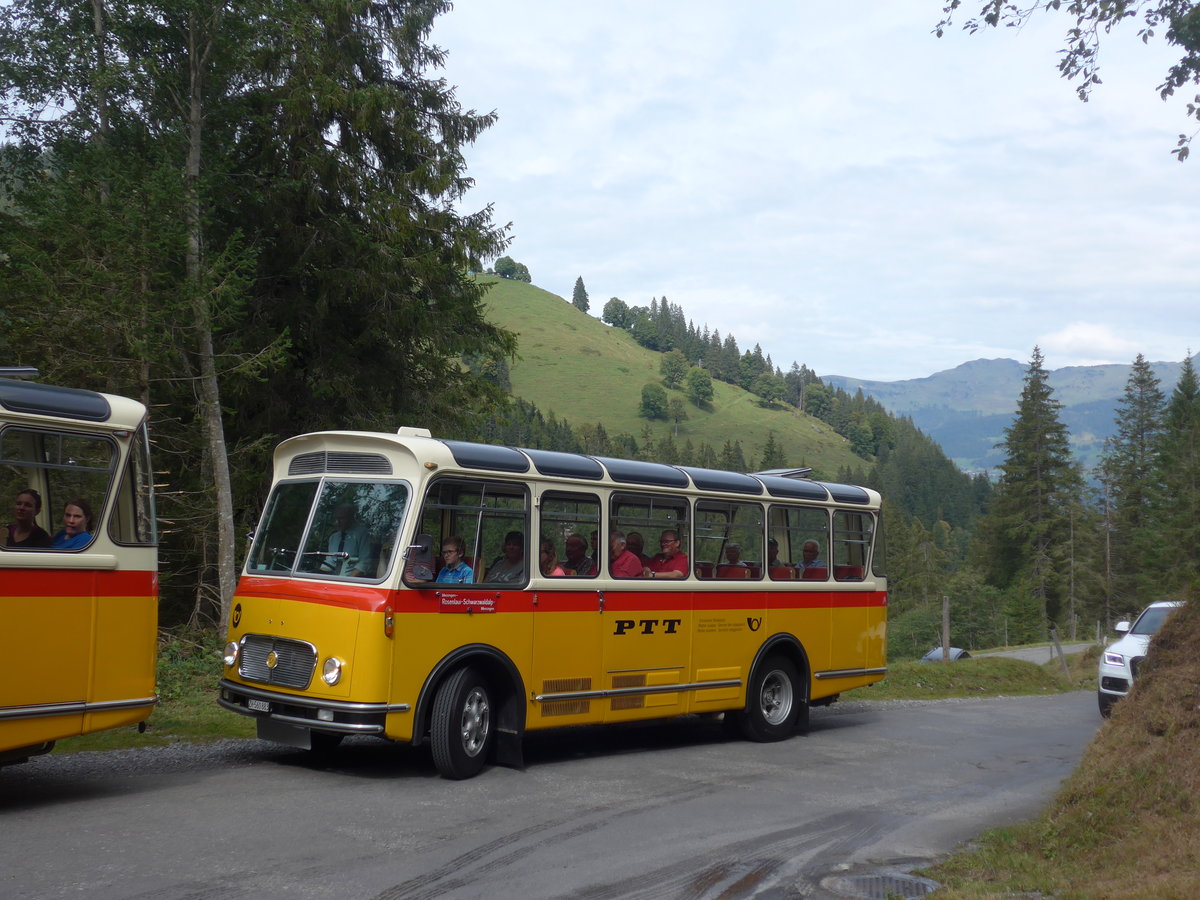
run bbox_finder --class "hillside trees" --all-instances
[639,382,668,420]
[0,0,516,625]
[571,276,590,313]
[494,256,531,281]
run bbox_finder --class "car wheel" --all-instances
[1097,691,1117,718]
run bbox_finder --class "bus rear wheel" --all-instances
[431,666,493,779]
[737,655,803,742]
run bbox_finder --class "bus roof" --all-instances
[0,378,148,430]
[272,429,880,507]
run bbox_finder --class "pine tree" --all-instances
[571,276,590,313]
[758,431,787,469]
[1145,355,1200,588]
[985,347,1084,628]
[1098,354,1165,615]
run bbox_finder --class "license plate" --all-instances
[248,698,270,713]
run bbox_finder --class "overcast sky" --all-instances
[431,2,1199,382]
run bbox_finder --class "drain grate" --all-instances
[823,872,940,899]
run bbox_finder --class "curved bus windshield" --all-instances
[247,480,409,581]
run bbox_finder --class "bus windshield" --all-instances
[247,479,409,582]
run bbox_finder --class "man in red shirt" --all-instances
[645,529,689,579]
[609,530,643,578]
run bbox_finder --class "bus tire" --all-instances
[431,666,493,780]
[739,655,802,742]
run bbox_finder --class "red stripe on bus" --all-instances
[1,568,157,596]
[233,576,886,616]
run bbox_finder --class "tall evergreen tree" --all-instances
[571,276,590,313]
[1146,355,1200,588]
[0,0,517,625]
[1098,354,1165,615]
[985,347,1084,628]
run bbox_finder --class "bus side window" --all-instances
[612,491,690,579]
[695,498,763,580]
[832,510,873,581]
[539,491,600,577]
[1,425,116,552]
[410,477,529,587]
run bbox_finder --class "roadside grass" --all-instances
[844,646,1098,702]
[923,596,1199,899]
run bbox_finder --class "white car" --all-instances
[1097,600,1182,717]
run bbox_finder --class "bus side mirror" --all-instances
[406,533,434,582]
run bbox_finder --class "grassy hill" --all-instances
[478,276,865,477]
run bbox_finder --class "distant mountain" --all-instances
[824,355,1198,473]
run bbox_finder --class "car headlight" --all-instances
[321,657,344,686]
[1103,651,1125,667]
[223,641,240,668]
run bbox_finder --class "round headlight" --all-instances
[223,641,240,668]
[322,657,344,686]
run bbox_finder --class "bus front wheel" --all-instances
[431,666,493,779]
[737,655,803,742]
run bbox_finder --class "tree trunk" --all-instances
[186,10,238,627]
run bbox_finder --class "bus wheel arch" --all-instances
[732,635,811,741]
[417,645,526,775]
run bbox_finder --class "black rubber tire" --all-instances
[431,666,493,779]
[739,655,803,742]
[1097,690,1117,718]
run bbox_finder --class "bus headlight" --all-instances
[223,641,240,668]
[322,657,344,686]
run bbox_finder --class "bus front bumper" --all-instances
[217,679,405,736]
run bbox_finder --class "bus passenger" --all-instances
[609,530,643,578]
[539,538,566,576]
[485,531,526,583]
[626,531,650,565]
[51,498,94,550]
[798,540,826,572]
[436,536,474,584]
[646,529,689,579]
[5,488,52,548]
[722,543,748,567]
[767,538,789,567]
[563,533,596,576]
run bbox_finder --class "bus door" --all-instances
[602,493,693,722]
[529,491,604,727]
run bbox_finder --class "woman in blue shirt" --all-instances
[51,498,94,550]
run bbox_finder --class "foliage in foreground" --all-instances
[926,594,1199,900]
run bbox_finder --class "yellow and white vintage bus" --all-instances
[219,428,887,778]
[0,373,158,766]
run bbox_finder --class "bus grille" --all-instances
[238,635,317,689]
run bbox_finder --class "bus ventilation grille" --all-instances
[541,678,591,716]
[611,673,646,710]
[288,451,393,476]
[238,635,317,689]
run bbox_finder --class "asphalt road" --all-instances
[1,692,1101,900]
